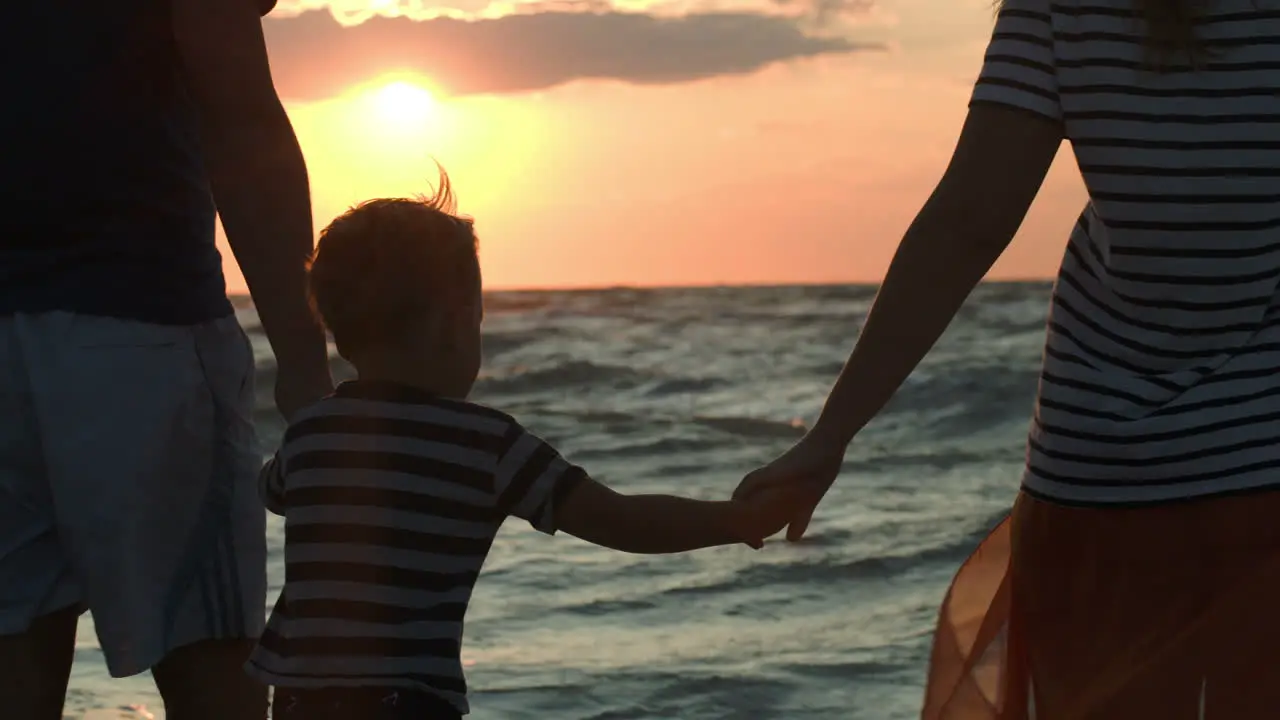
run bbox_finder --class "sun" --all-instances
[372,81,438,126]
[343,76,457,161]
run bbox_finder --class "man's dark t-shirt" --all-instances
[1,0,276,325]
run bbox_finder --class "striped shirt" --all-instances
[245,380,588,713]
[974,0,1280,504]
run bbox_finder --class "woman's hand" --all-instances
[733,429,847,542]
[725,483,816,549]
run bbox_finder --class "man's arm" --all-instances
[172,0,331,420]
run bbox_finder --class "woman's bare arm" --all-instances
[810,103,1064,448]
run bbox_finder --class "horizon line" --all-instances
[227,277,1055,297]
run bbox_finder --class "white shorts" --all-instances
[0,311,266,677]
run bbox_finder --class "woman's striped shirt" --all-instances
[973,0,1280,504]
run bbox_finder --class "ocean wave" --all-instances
[485,292,561,314]
[568,435,733,460]
[561,598,660,616]
[655,513,1007,599]
[691,415,807,439]
[854,446,1019,473]
[77,285,1058,720]
[885,365,1039,415]
[548,522,994,622]
[970,281,1053,303]
[773,659,906,679]
[476,361,654,395]
[645,377,723,396]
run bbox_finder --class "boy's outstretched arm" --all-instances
[495,424,800,552]
[552,476,792,553]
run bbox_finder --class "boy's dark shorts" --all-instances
[272,686,463,719]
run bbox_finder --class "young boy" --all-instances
[245,173,807,719]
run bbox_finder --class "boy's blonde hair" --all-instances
[308,171,478,354]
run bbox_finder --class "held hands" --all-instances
[726,484,814,549]
[274,362,334,421]
[732,429,846,542]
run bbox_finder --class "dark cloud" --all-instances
[770,0,876,25]
[262,8,877,100]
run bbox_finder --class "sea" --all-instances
[69,282,1051,719]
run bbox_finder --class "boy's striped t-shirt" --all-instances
[974,0,1280,505]
[245,380,587,714]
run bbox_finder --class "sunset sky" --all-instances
[219,0,1089,291]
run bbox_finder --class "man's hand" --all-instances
[733,429,846,542]
[274,362,333,421]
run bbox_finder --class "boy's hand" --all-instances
[725,485,813,549]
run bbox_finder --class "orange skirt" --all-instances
[922,490,1280,720]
